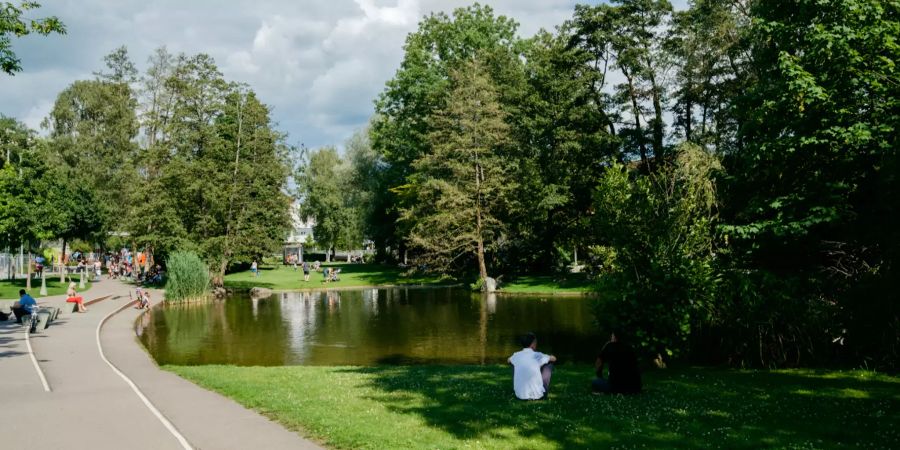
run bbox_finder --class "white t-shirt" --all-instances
[509,348,551,400]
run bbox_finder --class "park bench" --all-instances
[29,306,62,332]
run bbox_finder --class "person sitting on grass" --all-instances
[11,289,38,323]
[592,329,642,394]
[508,332,557,400]
[66,281,87,313]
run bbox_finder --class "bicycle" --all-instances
[26,309,40,333]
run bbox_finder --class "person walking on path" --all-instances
[508,332,556,400]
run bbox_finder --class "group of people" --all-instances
[508,330,642,400]
[297,260,322,282]
[134,287,151,310]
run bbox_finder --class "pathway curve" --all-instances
[0,278,321,450]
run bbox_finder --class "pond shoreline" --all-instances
[226,283,596,296]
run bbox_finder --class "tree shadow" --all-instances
[338,365,899,448]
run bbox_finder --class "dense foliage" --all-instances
[348,1,899,370]
[35,47,291,284]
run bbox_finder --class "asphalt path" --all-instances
[0,278,321,450]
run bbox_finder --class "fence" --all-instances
[0,251,27,280]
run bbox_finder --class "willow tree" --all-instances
[403,58,515,284]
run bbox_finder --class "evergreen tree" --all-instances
[404,58,515,281]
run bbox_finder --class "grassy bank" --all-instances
[0,277,92,300]
[500,274,593,294]
[225,263,595,295]
[168,364,899,449]
[223,263,453,290]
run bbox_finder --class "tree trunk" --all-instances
[646,57,665,161]
[25,248,32,291]
[623,68,649,169]
[60,239,67,283]
[215,258,228,288]
[474,162,488,281]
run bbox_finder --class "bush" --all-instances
[591,144,721,360]
[165,251,210,302]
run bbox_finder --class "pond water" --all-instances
[138,287,603,366]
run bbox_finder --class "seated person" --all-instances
[11,289,38,323]
[331,268,341,282]
[593,329,642,394]
[66,282,87,313]
[137,290,151,310]
[508,332,557,400]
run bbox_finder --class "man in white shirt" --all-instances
[508,332,557,400]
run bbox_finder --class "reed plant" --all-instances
[165,251,210,302]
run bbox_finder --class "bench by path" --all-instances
[0,279,321,450]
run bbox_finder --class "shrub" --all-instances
[165,251,210,302]
[591,144,721,361]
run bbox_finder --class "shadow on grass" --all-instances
[339,365,900,448]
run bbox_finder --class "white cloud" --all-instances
[0,0,604,148]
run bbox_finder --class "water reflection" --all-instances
[140,287,601,366]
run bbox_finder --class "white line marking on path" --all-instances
[96,301,194,450]
[24,323,51,392]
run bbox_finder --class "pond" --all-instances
[138,287,603,366]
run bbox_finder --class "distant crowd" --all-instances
[30,248,163,285]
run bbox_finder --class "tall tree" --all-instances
[296,147,361,262]
[44,49,140,233]
[203,87,292,284]
[371,4,524,260]
[403,58,515,282]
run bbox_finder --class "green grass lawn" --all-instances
[223,263,454,290]
[500,274,593,294]
[225,264,594,295]
[168,364,899,449]
[0,277,92,300]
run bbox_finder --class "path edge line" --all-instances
[96,300,194,450]
[24,324,51,392]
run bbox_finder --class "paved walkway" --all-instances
[0,279,321,450]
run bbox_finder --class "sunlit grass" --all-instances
[500,274,593,294]
[0,277,91,300]
[167,365,900,449]
[223,263,453,290]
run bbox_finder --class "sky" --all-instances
[0,0,637,149]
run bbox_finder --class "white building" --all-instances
[284,201,315,263]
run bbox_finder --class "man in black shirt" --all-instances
[593,330,642,394]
